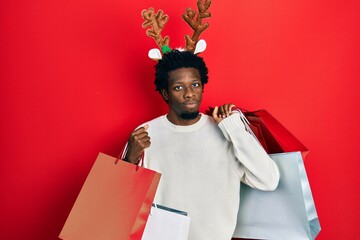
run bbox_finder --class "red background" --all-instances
[1,0,359,239]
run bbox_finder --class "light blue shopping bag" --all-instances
[233,151,321,240]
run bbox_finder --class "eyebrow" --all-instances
[170,79,201,85]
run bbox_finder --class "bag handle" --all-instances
[115,142,145,168]
[206,106,261,145]
[206,106,265,150]
[233,108,265,149]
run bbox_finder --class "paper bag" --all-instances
[59,152,161,240]
[243,109,309,159]
[142,204,191,240]
[233,152,321,240]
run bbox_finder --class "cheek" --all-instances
[168,92,182,103]
[196,89,203,98]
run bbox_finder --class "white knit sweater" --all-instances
[142,112,279,240]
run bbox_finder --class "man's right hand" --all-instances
[125,124,151,164]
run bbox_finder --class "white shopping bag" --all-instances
[233,151,321,240]
[142,204,191,240]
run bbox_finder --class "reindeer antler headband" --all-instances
[141,0,212,60]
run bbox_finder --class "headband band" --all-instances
[141,0,212,60]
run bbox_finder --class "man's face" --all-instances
[161,67,203,122]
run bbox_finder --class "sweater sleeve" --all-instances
[218,112,280,191]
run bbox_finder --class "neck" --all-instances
[166,112,201,126]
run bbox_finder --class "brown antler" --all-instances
[182,0,212,52]
[142,8,170,49]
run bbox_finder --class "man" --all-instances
[124,50,279,240]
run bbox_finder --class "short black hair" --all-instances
[154,50,209,93]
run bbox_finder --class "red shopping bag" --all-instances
[206,107,308,159]
[59,152,161,240]
[243,109,309,159]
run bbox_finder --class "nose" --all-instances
[184,86,195,99]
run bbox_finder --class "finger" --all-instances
[228,104,236,115]
[132,136,151,152]
[142,139,151,149]
[222,104,234,116]
[130,132,148,144]
[130,137,150,158]
[229,104,236,111]
[137,124,149,133]
[136,137,151,149]
[219,105,226,118]
[133,131,149,140]
[222,104,230,117]
[223,104,231,117]
[132,124,149,136]
[212,106,219,120]
[224,103,235,117]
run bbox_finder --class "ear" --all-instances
[160,89,169,101]
[148,48,162,60]
[194,39,207,54]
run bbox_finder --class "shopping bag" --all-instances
[205,108,305,156]
[59,152,161,240]
[142,204,191,240]
[232,152,321,240]
[243,109,309,159]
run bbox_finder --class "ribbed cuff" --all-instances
[218,112,246,140]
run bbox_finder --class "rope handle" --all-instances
[232,108,264,149]
[115,142,144,168]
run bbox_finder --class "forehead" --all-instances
[168,68,200,83]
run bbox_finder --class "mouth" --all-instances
[183,101,198,108]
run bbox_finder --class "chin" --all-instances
[180,111,199,120]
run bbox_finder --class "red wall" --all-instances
[1,0,359,239]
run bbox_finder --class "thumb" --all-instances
[212,106,219,120]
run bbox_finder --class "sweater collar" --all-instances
[161,113,208,132]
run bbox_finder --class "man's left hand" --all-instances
[212,103,236,124]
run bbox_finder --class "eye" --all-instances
[192,82,201,87]
[173,85,183,91]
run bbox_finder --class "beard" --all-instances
[179,111,199,120]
